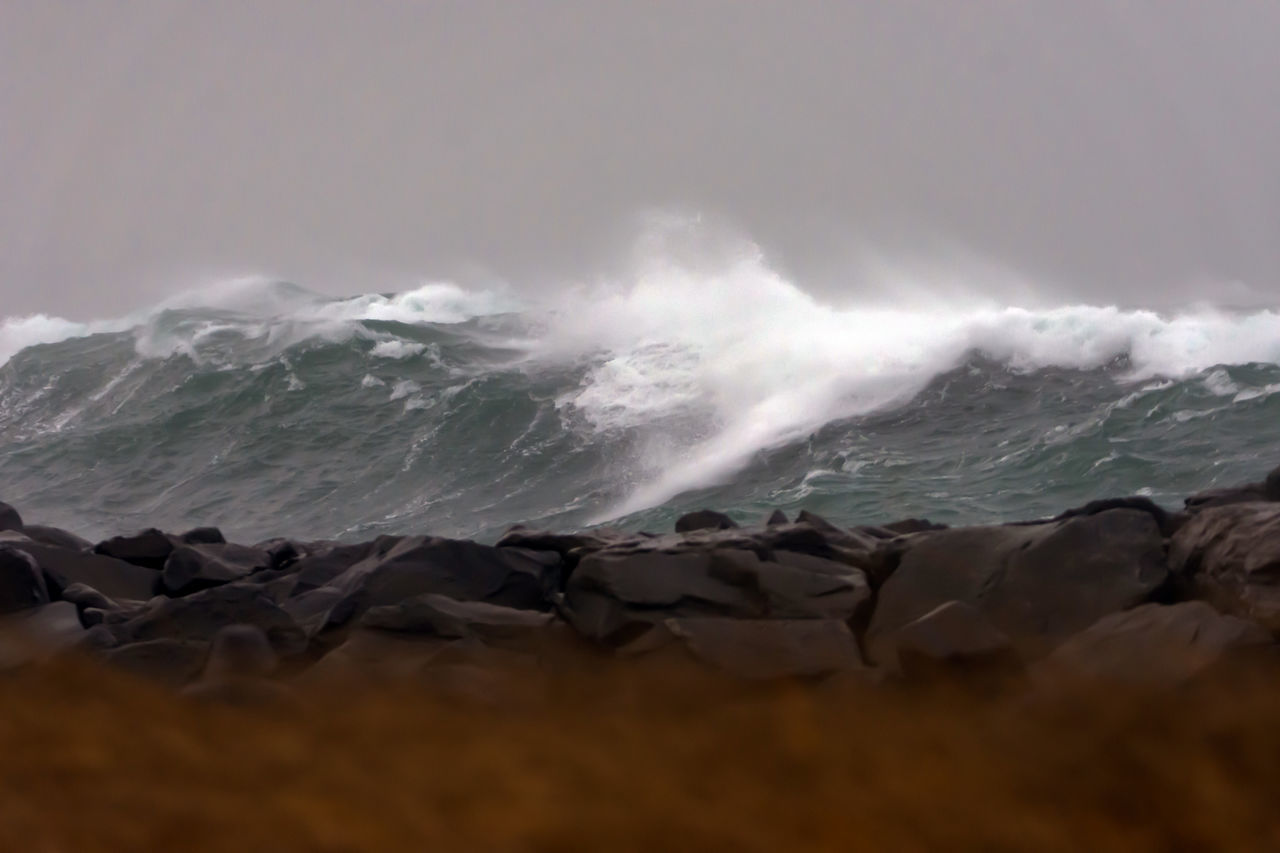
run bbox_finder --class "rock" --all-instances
[563,548,870,644]
[21,525,91,551]
[299,537,561,633]
[200,624,278,679]
[0,601,88,668]
[299,629,456,683]
[288,540,382,594]
[878,518,948,536]
[674,509,739,533]
[21,542,159,601]
[867,509,1168,660]
[1184,465,1280,511]
[1048,496,1179,536]
[179,526,226,546]
[880,600,1020,679]
[0,547,50,614]
[102,639,209,687]
[93,528,176,570]
[1168,502,1280,630]
[494,526,629,566]
[115,582,308,656]
[1039,602,1274,687]
[361,593,555,641]
[0,502,23,532]
[765,509,789,526]
[161,543,272,596]
[662,617,865,679]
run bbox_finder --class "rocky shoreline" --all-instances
[4,467,1280,700]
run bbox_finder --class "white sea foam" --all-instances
[370,339,426,359]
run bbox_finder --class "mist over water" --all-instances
[2,223,1279,543]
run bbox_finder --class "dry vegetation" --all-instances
[2,655,1279,853]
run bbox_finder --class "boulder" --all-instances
[102,639,209,687]
[288,540,382,594]
[0,601,87,668]
[114,582,307,656]
[563,548,870,644]
[179,526,226,546]
[661,617,865,679]
[161,543,272,596]
[867,509,1167,660]
[0,501,22,532]
[1168,502,1280,630]
[21,525,91,551]
[765,509,789,526]
[93,528,176,569]
[296,537,561,634]
[1039,602,1274,687]
[675,509,739,533]
[0,546,50,614]
[200,624,278,679]
[879,600,1019,679]
[20,542,159,601]
[361,593,555,641]
[1184,465,1280,511]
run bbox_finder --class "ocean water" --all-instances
[3,254,1280,544]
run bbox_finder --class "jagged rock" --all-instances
[21,525,91,551]
[103,639,209,687]
[879,600,1020,678]
[675,509,739,533]
[867,509,1167,660]
[0,546,50,614]
[179,526,226,546]
[765,509,789,526]
[0,601,86,668]
[284,537,560,637]
[288,540,382,594]
[362,593,555,641]
[161,543,272,596]
[0,502,23,533]
[1184,465,1280,510]
[1169,502,1280,630]
[1048,496,1179,537]
[494,526,629,564]
[563,547,870,644]
[20,542,159,601]
[94,528,176,570]
[1039,602,1274,687]
[661,617,865,679]
[114,582,307,656]
[878,518,948,536]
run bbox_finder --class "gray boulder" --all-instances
[0,546,50,614]
[361,593,555,641]
[161,543,272,596]
[114,582,307,656]
[94,528,176,569]
[0,502,22,532]
[660,617,865,679]
[21,525,91,551]
[1169,502,1280,630]
[21,541,159,601]
[868,509,1167,660]
[1039,601,1274,687]
[879,600,1019,678]
[675,509,739,533]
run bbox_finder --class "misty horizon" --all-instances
[3,1,1279,319]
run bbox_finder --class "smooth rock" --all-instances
[179,526,226,546]
[162,543,271,596]
[0,546,50,614]
[1039,601,1274,687]
[675,509,739,533]
[868,509,1167,660]
[116,582,308,656]
[21,525,91,551]
[361,593,555,641]
[881,600,1019,678]
[663,617,865,679]
[22,542,160,601]
[94,528,176,570]
[0,502,22,533]
[288,540,382,594]
[1169,502,1280,630]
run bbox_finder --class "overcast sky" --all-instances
[3,1,1279,318]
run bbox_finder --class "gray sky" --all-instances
[3,1,1279,318]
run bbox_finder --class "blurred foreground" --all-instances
[2,656,1278,852]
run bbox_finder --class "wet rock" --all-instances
[675,509,739,533]
[0,601,87,668]
[0,502,22,533]
[0,546,50,614]
[21,525,91,551]
[878,518,948,536]
[179,526,226,546]
[868,509,1167,660]
[1184,465,1280,511]
[765,509,789,526]
[879,600,1020,678]
[94,528,176,570]
[161,543,272,596]
[1169,502,1280,630]
[1039,601,1274,687]
[115,582,308,656]
[563,547,870,643]
[362,593,555,641]
[22,542,159,602]
[1049,496,1179,537]
[662,617,865,679]
[288,540,382,594]
[103,639,209,687]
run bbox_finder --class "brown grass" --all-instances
[2,656,1279,852]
